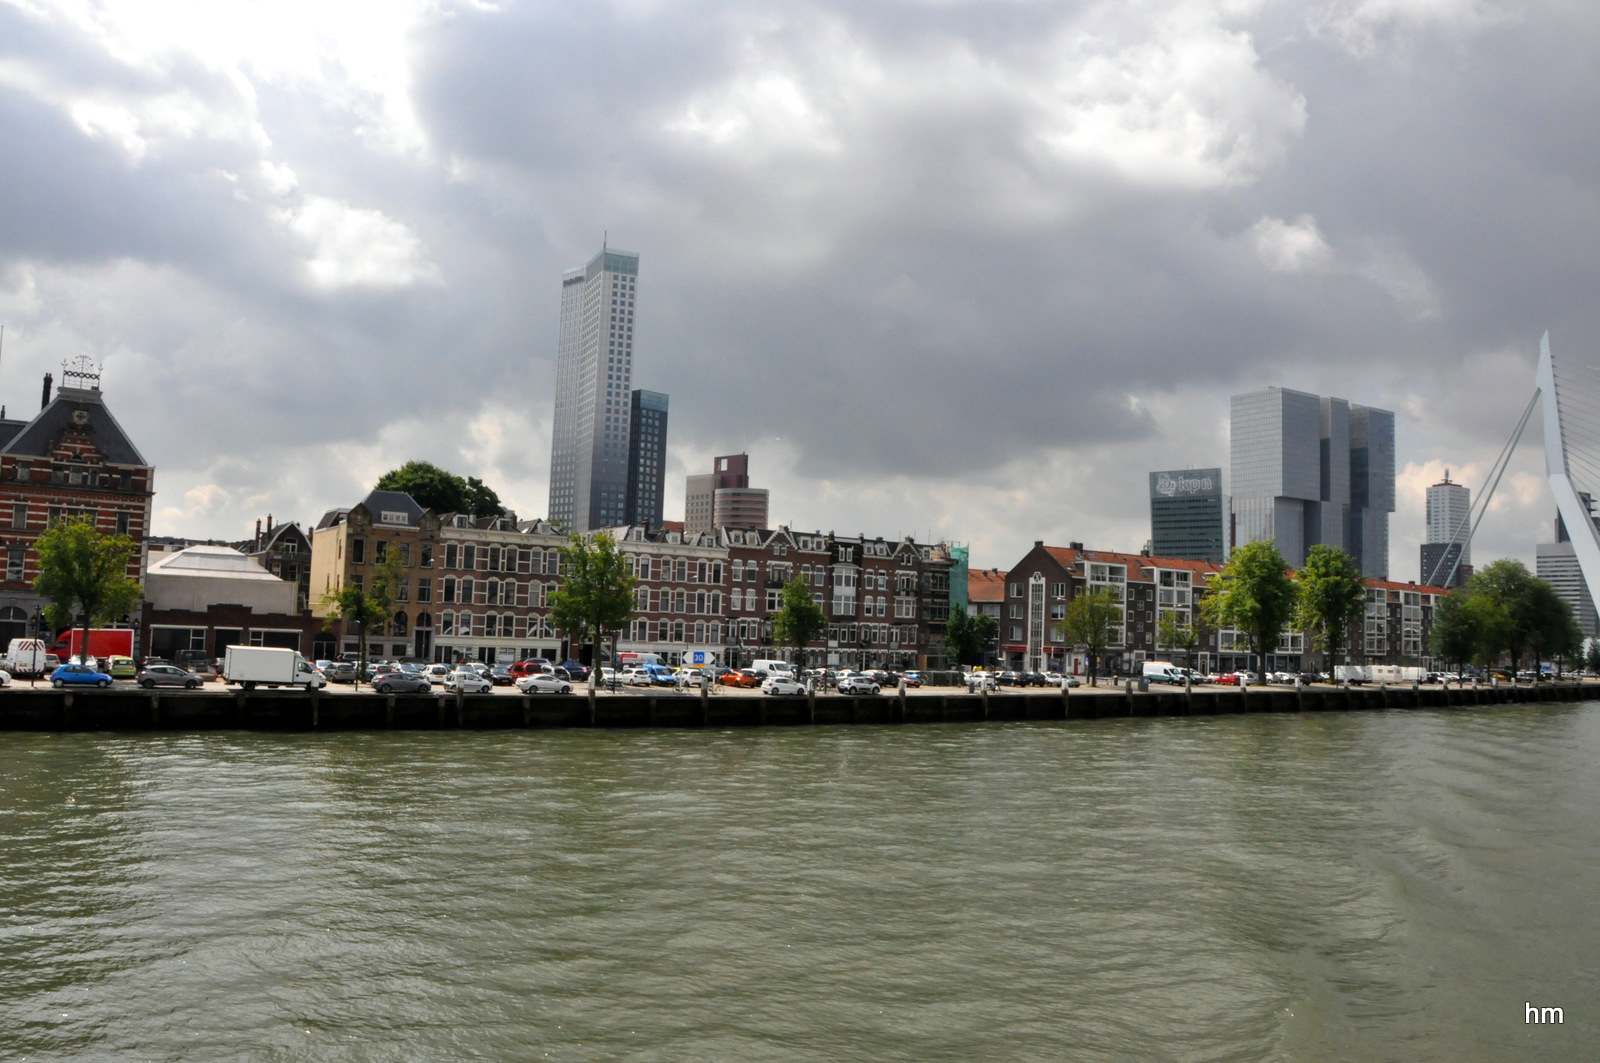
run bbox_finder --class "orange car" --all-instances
[719,668,762,688]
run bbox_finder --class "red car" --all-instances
[1213,673,1240,686]
[719,669,762,688]
[508,660,551,679]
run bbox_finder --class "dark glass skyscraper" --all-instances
[625,390,668,530]
[1149,468,1228,562]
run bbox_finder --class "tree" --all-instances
[33,517,143,664]
[1526,581,1582,678]
[946,607,1000,668]
[1585,638,1600,676]
[1200,540,1296,675]
[1428,591,1482,677]
[1468,560,1540,673]
[547,532,636,694]
[374,461,504,517]
[1294,545,1366,670]
[318,548,405,687]
[771,575,827,679]
[1155,611,1199,671]
[1063,587,1121,685]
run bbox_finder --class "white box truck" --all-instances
[224,645,327,690]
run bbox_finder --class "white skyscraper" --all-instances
[1420,472,1471,586]
[548,246,639,532]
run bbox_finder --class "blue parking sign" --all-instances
[691,651,706,665]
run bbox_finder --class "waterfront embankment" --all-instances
[0,681,1586,731]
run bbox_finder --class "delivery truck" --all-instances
[47,628,135,665]
[223,645,327,690]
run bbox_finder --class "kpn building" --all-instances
[1149,468,1229,563]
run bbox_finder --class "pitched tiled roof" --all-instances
[968,568,1007,602]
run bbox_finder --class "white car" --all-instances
[761,676,805,696]
[426,663,451,685]
[620,667,654,686]
[837,674,881,695]
[444,669,492,694]
[0,669,10,688]
[516,672,573,695]
[1042,672,1081,688]
[965,672,998,692]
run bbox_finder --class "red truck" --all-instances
[47,628,135,664]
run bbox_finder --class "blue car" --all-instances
[51,663,113,688]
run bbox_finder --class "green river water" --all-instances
[2,705,1597,1061]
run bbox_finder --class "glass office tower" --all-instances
[625,389,669,530]
[1149,468,1228,562]
[1230,386,1394,576]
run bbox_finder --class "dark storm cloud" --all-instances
[0,0,1593,566]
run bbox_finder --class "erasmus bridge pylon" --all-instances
[1537,333,1600,608]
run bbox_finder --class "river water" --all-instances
[2,705,1596,1061]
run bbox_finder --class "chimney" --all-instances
[41,373,52,410]
[1069,541,1084,552]
[267,514,273,532]
[255,519,262,546]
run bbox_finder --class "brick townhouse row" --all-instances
[985,541,1448,676]
[309,489,957,667]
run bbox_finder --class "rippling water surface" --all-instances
[3,706,1598,1060]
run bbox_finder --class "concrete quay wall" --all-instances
[0,683,1589,733]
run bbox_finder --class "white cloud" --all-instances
[1251,213,1333,272]
[1309,0,1515,55]
[281,196,442,291]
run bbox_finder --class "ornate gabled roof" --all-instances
[2,386,148,465]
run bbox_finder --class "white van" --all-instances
[1141,661,1192,685]
[750,659,794,677]
[5,639,53,677]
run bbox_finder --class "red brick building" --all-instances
[0,363,153,647]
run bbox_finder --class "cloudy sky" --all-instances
[0,0,1589,576]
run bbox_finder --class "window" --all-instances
[1010,604,1023,619]
[418,579,432,603]
[458,611,473,636]
[351,538,366,564]
[814,567,825,586]
[489,546,501,572]
[674,560,687,581]
[1051,582,1067,598]
[421,543,434,568]
[732,560,745,582]
[463,546,477,570]
[462,578,475,603]
[545,550,560,574]
[446,544,459,569]
[7,547,23,581]
[11,504,24,528]
[1010,626,1023,640]
[1009,582,1021,597]
[711,563,722,583]
[440,611,455,636]
[443,577,456,603]
[375,541,388,563]
[396,579,409,602]
[116,512,130,536]
[767,590,782,611]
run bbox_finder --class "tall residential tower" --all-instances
[1420,471,1471,587]
[625,390,669,531]
[548,246,641,532]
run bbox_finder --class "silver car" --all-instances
[138,664,204,689]
[374,672,432,694]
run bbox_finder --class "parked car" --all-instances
[489,664,517,686]
[561,661,590,683]
[621,667,655,686]
[1042,672,1081,688]
[136,663,203,688]
[323,661,357,684]
[0,669,9,688]
[51,663,112,688]
[837,674,882,695]
[676,667,709,690]
[517,673,574,695]
[966,671,999,692]
[507,659,551,679]
[645,664,676,687]
[425,663,452,685]
[893,672,923,688]
[720,669,762,688]
[374,672,431,694]
[105,655,138,679]
[444,669,492,694]
[761,675,806,696]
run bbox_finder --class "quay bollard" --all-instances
[1125,678,1134,715]
[1185,671,1192,713]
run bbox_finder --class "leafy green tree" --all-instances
[319,549,405,687]
[1527,581,1582,678]
[1468,559,1540,672]
[772,575,827,678]
[1428,591,1483,677]
[945,607,998,668]
[374,461,504,517]
[1155,611,1199,671]
[1200,540,1296,675]
[1064,587,1121,685]
[547,532,636,694]
[33,517,143,664]
[1585,638,1600,676]
[1294,545,1366,670]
